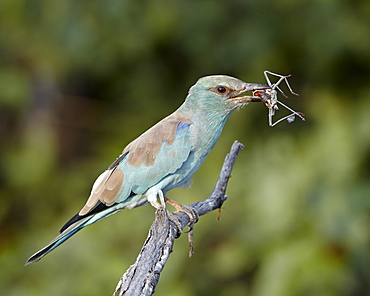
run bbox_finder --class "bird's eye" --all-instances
[217,86,227,93]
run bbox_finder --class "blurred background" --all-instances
[0,0,369,295]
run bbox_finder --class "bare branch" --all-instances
[113,141,245,296]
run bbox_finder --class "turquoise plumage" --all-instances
[25,75,268,265]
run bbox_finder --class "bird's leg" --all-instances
[149,190,199,255]
[148,188,168,209]
[149,200,163,209]
[155,190,183,238]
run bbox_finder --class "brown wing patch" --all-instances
[79,167,124,215]
[122,112,193,168]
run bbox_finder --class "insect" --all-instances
[253,71,305,127]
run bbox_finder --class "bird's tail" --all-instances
[25,205,123,265]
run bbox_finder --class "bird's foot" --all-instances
[165,197,199,232]
[151,190,183,238]
[151,192,198,256]
[165,197,198,256]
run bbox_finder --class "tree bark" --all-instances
[113,141,245,296]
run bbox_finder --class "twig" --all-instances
[113,141,245,296]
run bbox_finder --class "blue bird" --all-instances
[25,75,268,265]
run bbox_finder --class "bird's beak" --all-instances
[229,83,270,104]
[243,83,271,93]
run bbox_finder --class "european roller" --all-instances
[26,75,269,265]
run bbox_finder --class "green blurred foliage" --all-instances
[0,0,369,295]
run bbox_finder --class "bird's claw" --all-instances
[168,213,183,238]
[183,206,199,233]
[155,193,198,256]
[165,197,199,232]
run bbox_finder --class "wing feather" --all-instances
[78,111,194,217]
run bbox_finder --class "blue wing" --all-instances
[25,113,196,264]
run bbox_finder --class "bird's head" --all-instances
[186,75,270,113]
